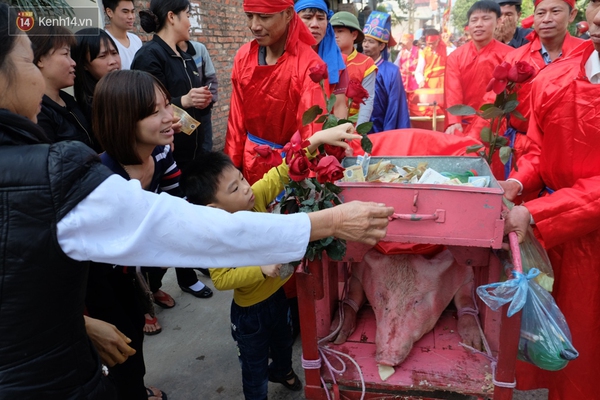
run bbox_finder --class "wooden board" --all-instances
[319,307,494,398]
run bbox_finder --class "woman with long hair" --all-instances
[132,0,212,171]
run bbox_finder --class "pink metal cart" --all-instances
[296,156,523,400]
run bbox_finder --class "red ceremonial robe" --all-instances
[509,41,600,400]
[224,15,326,184]
[487,33,584,181]
[421,41,447,89]
[444,39,512,139]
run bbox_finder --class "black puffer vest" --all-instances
[0,109,114,399]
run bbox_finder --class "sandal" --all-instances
[146,386,168,399]
[144,316,162,336]
[153,290,175,309]
[268,369,303,391]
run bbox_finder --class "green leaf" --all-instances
[302,105,323,126]
[356,122,373,135]
[338,119,353,124]
[326,240,346,261]
[325,182,343,194]
[323,115,339,129]
[504,100,519,113]
[494,136,509,147]
[466,144,485,154]
[361,134,373,154]
[301,198,315,206]
[499,146,513,165]
[479,103,494,112]
[480,127,492,144]
[315,114,328,123]
[320,236,334,247]
[446,104,478,116]
[326,94,337,114]
[507,92,518,102]
[511,110,527,121]
[347,113,359,123]
[494,94,505,108]
[481,106,505,119]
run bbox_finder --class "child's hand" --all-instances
[308,123,362,153]
[260,264,282,278]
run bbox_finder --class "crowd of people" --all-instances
[0,0,598,398]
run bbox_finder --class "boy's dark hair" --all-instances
[72,28,119,113]
[181,152,236,206]
[103,0,134,11]
[93,70,171,165]
[467,1,501,20]
[28,25,76,65]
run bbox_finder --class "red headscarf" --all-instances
[243,0,294,13]
[534,0,575,7]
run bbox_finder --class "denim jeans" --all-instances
[230,288,293,400]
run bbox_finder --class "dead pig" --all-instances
[330,249,482,367]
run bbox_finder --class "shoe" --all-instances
[196,268,211,277]
[153,290,176,309]
[143,316,162,336]
[146,386,168,399]
[268,369,303,391]
[180,285,213,298]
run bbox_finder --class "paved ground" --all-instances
[144,269,548,400]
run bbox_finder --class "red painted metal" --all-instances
[297,157,521,400]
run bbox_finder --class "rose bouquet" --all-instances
[253,65,373,266]
[255,131,347,265]
[303,64,373,153]
[447,61,535,168]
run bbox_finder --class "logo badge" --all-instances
[16,11,35,32]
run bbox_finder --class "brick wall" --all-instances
[133,0,252,150]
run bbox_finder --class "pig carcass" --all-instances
[330,249,482,367]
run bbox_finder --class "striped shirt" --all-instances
[100,145,182,197]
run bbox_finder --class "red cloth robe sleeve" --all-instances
[444,40,513,138]
[511,42,600,249]
[225,49,248,169]
[443,49,463,127]
[511,42,600,400]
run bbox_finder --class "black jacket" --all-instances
[0,109,114,399]
[508,27,533,49]
[131,35,207,170]
[37,91,100,152]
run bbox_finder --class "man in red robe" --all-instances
[415,30,447,89]
[444,1,512,138]
[225,0,326,184]
[496,0,582,178]
[502,0,600,396]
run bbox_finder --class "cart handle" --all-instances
[388,209,445,223]
[508,232,523,274]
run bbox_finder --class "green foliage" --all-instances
[9,0,76,17]
[447,104,477,116]
[303,105,324,126]
[451,0,476,30]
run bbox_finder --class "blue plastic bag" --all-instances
[477,268,578,371]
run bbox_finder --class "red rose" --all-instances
[323,143,346,162]
[492,62,512,80]
[508,61,535,83]
[254,144,283,168]
[308,64,328,83]
[314,155,345,184]
[486,77,508,94]
[288,153,311,181]
[282,131,310,163]
[346,79,369,105]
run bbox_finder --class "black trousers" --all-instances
[146,267,198,293]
